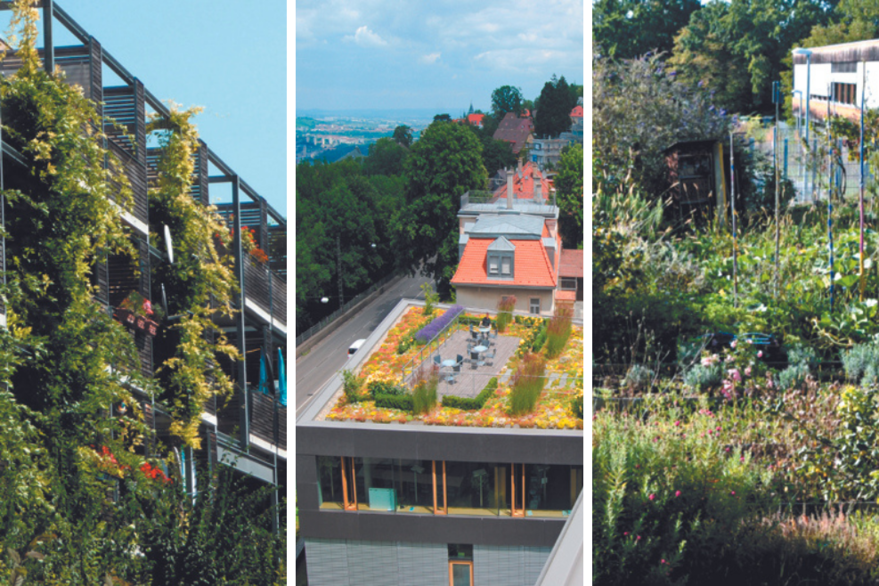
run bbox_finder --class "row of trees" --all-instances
[593,0,879,116]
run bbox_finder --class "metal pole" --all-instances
[828,87,835,313]
[43,0,53,74]
[232,176,249,449]
[730,132,738,308]
[774,81,780,299]
[805,53,811,199]
[860,59,866,300]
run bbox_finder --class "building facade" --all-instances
[0,1,287,515]
[296,300,583,586]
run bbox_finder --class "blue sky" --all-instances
[296,0,585,115]
[9,1,287,217]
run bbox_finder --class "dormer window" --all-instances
[487,236,515,280]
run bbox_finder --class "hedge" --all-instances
[375,393,414,411]
[441,377,498,410]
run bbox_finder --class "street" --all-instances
[295,273,429,412]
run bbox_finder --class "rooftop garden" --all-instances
[324,304,583,430]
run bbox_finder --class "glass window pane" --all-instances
[445,461,499,516]
[501,257,511,274]
[317,456,344,509]
[362,457,397,511]
[396,459,433,514]
[452,564,472,586]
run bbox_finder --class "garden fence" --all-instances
[295,272,398,346]
[748,120,872,205]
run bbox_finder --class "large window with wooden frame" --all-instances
[832,82,857,106]
[317,457,583,518]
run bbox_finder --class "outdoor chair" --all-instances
[470,350,480,369]
[456,354,464,366]
[449,361,462,384]
[434,355,442,368]
[485,348,496,366]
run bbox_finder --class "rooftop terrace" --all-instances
[300,301,583,431]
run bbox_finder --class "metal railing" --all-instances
[399,311,470,384]
[295,272,398,346]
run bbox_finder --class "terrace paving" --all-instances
[406,330,522,400]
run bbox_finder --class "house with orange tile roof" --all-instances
[570,104,583,142]
[452,163,581,316]
[466,112,485,128]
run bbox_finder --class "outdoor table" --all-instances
[479,326,491,335]
[441,359,458,383]
[472,345,488,366]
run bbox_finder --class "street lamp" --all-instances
[793,48,812,200]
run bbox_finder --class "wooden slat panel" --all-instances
[89,38,102,118]
[243,253,271,314]
[271,273,286,325]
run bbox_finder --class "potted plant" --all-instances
[114,290,162,337]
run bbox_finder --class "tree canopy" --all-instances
[534,75,577,138]
[393,124,413,147]
[397,121,487,298]
[593,0,702,59]
[491,85,523,119]
[556,143,585,249]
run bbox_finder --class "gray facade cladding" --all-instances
[474,544,552,586]
[304,539,551,586]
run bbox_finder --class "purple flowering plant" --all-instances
[414,305,464,344]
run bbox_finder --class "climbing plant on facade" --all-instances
[147,104,239,448]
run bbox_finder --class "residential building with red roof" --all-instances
[570,104,583,142]
[492,111,534,155]
[466,112,485,128]
[452,164,582,316]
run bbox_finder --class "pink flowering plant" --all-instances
[593,396,784,584]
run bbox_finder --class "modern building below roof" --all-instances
[296,299,583,586]
[791,39,879,122]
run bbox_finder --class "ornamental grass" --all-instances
[508,352,546,416]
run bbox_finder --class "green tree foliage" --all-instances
[434,113,452,122]
[534,74,577,138]
[397,121,487,298]
[593,52,731,198]
[295,159,403,331]
[593,0,702,59]
[490,85,523,119]
[669,0,835,115]
[392,124,413,147]
[363,136,408,176]
[464,122,517,179]
[556,143,584,249]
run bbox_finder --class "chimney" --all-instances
[535,173,542,203]
[507,168,513,209]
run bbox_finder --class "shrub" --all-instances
[530,322,548,353]
[842,342,879,387]
[508,353,546,415]
[414,305,464,344]
[374,394,413,411]
[681,359,724,393]
[341,369,364,404]
[412,367,439,415]
[442,378,498,410]
[396,333,414,355]
[593,402,782,585]
[545,303,573,358]
[496,296,516,333]
[421,282,439,315]
[570,388,583,419]
[367,380,407,398]
[623,364,654,393]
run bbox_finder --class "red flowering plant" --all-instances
[221,224,269,264]
[139,461,172,484]
[115,290,163,336]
